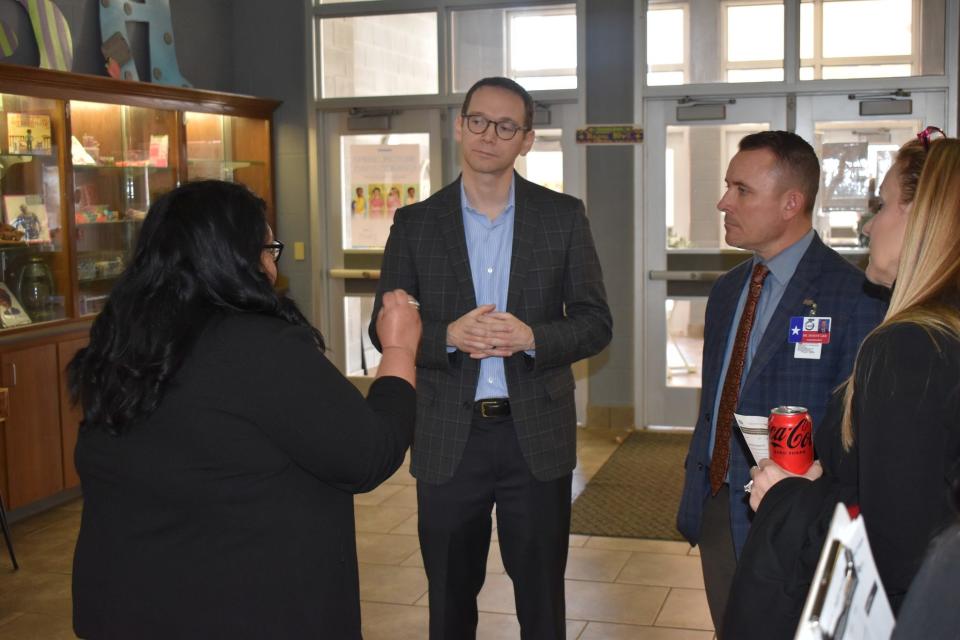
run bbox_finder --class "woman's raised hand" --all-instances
[376,289,422,358]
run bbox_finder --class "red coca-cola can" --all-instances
[768,406,813,474]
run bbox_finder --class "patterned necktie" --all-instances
[710,262,770,495]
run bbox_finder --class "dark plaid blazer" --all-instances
[369,173,612,484]
[676,233,887,556]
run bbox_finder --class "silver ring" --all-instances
[743,480,754,494]
[407,297,420,310]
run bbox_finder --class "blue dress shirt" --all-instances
[707,229,816,462]
[459,178,516,401]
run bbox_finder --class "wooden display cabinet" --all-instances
[0,63,279,514]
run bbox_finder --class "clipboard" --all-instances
[795,504,894,640]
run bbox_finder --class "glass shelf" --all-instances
[73,164,176,170]
[0,241,56,251]
[76,219,144,226]
[0,152,55,160]
[187,159,266,168]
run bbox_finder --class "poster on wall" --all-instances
[347,144,420,248]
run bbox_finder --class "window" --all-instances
[452,4,577,93]
[813,121,920,248]
[647,5,687,85]
[647,0,785,85]
[799,0,944,80]
[647,0,945,86]
[665,123,769,249]
[724,1,785,82]
[319,12,439,98]
[516,128,564,192]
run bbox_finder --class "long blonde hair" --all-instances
[841,138,960,448]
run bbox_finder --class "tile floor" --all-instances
[0,428,714,639]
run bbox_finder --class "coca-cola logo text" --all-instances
[769,418,812,451]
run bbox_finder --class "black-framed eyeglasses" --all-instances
[917,125,946,150]
[461,113,529,141]
[263,240,284,263]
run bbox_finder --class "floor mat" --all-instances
[571,430,691,540]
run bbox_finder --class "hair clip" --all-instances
[917,125,946,150]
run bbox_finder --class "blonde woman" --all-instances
[840,132,960,609]
[725,132,960,637]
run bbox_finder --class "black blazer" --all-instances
[73,314,415,639]
[725,311,960,638]
[370,173,612,484]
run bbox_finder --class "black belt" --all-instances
[473,398,511,418]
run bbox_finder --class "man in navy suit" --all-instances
[675,131,886,634]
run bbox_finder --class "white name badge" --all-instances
[795,343,822,359]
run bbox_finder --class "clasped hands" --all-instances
[447,304,534,359]
[747,458,823,512]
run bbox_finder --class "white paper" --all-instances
[795,504,895,640]
[734,413,769,464]
[795,343,823,359]
[70,135,96,165]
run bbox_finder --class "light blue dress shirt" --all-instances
[459,178,516,401]
[706,229,816,462]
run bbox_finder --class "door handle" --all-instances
[648,270,724,282]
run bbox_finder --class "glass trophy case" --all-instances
[0,93,69,329]
[0,65,278,335]
[0,63,278,512]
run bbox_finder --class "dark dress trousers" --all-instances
[369,173,612,638]
[73,313,416,639]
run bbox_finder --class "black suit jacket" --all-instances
[370,173,612,484]
[73,314,415,639]
[725,309,960,638]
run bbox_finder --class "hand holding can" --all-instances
[768,406,813,474]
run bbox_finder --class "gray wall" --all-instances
[584,0,635,416]
[231,0,313,312]
[0,0,235,90]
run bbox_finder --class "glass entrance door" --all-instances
[641,96,787,428]
[322,109,442,388]
[795,91,947,251]
[640,91,948,428]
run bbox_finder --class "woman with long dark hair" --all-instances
[70,180,420,639]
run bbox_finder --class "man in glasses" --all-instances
[675,131,887,635]
[370,76,611,639]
